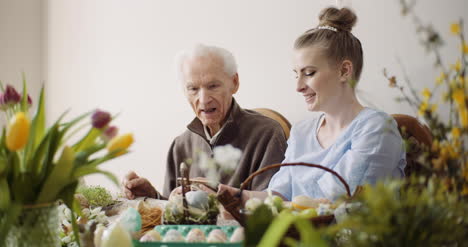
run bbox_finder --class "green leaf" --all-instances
[293,218,327,247]
[74,143,106,167]
[24,86,46,172]
[72,128,101,153]
[245,204,274,246]
[36,146,76,203]
[20,73,28,112]
[36,123,61,184]
[11,172,35,204]
[257,210,297,247]
[72,166,119,186]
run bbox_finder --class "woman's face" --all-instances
[293,46,344,112]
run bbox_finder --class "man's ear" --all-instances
[231,73,240,94]
[340,60,353,82]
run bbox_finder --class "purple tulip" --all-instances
[25,94,32,105]
[91,109,111,129]
[102,125,119,142]
[3,85,21,104]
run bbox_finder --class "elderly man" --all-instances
[123,44,287,199]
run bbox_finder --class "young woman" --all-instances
[217,7,406,203]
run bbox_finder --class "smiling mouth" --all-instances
[304,93,317,102]
[201,108,217,114]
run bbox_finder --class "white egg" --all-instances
[292,195,318,210]
[186,228,206,243]
[186,190,210,209]
[93,224,105,247]
[100,223,132,247]
[229,227,244,242]
[140,230,162,242]
[163,229,185,242]
[207,229,227,243]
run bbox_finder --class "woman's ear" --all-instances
[340,60,353,82]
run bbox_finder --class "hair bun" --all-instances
[318,7,357,32]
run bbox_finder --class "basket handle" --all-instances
[239,162,352,197]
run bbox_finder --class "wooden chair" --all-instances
[391,114,433,176]
[252,108,292,139]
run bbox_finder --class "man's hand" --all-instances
[122,171,158,199]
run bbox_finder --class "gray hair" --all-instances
[174,43,238,82]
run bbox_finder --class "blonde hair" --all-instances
[294,7,363,81]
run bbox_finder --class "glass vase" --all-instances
[4,203,60,247]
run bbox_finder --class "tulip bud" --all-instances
[107,133,134,156]
[92,109,111,129]
[21,94,33,106]
[6,112,30,151]
[102,126,118,142]
[2,85,21,105]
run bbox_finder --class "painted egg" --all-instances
[229,227,244,242]
[140,230,162,242]
[186,228,206,243]
[207,229,227,243]
[163,229,185,242]
[186,190,209,209]
[291,195,318,210]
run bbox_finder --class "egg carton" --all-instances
[132,225,242,247]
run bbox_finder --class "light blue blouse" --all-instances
[268,108,406,201]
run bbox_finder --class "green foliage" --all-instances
[77,185,114,208]
[325,178,468,247]
[0,79,132,246]
[245,204,329,247]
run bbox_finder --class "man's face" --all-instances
[181,55,239,134]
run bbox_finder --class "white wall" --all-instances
[0,0,43,124]
[44,0,468,193]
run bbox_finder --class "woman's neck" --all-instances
[321,96,364,133]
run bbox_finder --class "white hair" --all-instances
[174,43,238,82]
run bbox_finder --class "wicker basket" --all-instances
[218,162,356,227]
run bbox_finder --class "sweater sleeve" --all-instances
[249,125,287,191]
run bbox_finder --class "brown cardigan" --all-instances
[162,98,287,197]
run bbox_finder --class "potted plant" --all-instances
[0,77,134,247]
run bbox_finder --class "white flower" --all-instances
[81,208,91,218]
[197,151,216,170]
[213,144,242,172]
[62,235,72,243]
[206,168,220,188]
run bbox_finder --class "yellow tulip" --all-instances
[450,23,460,35]
[107,133,134,156]
[6,112,30,151]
